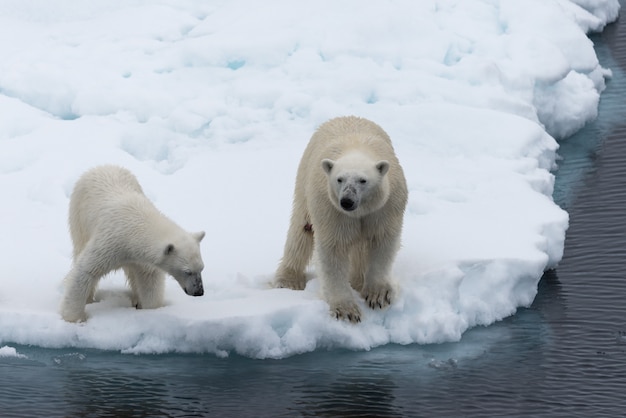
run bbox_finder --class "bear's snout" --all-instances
[190,287,204,297]
[340,198,356,211]
[339,184,358,211]
[186,284,204,297]
[184,275,204,297]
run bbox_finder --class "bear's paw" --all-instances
[60,307,87,323]
[361,282,393,310]
[331,299,362,323]
[274,269,307,291]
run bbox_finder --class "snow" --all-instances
[0,346,26,359]
[0,0,619,358]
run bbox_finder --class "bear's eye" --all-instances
[337,178,344,184]
[184,269,193,276]
[359,178,367,184]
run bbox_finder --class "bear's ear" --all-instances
[164,244,175,255]
[376,160,390,176]
[321,159,335,175]
[194,231,205,243]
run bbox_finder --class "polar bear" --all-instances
[60,165,205,322]
[275,116,408,322]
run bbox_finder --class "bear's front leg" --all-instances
[318,245,362,323]
[124,264,165,309]
[360,236,399,310]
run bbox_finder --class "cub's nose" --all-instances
[340,198,356,211]
[186,278,204,297]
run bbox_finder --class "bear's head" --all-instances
[322,151,390,217]
[158,231,206,297]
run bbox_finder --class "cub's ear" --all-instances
[321,159,335,175]
[194,231,206,243]
[376,160,390,176]
[164,244,175,255]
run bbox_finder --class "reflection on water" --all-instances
[0,326,547,418]
[553,28,626,210]
[4,12,626,418]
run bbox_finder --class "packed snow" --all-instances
[0,0,619,358]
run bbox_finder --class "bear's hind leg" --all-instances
[124,264,165,309]
[60,245,110,322]
[275,210,314,290]
[61,267,98,322]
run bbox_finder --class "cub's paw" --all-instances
[330,299,362,323]
[60,307,87,323]
[274,270,307,291]
[361,282,393,310]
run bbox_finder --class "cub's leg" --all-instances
[60,241,114,322]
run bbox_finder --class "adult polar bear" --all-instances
[60,165,205,323]
[275,116,408,323]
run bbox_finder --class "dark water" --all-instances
[4,13,626,418]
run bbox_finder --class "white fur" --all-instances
[275,116,408,322]
[60,165,205,322]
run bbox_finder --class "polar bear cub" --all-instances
[275,116,408,322]
[60,165,205,322]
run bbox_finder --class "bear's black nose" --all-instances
[186,280,204,297]
[340,198,355,211]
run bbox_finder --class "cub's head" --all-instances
[322,152,390,217]
[159,231,206,297]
